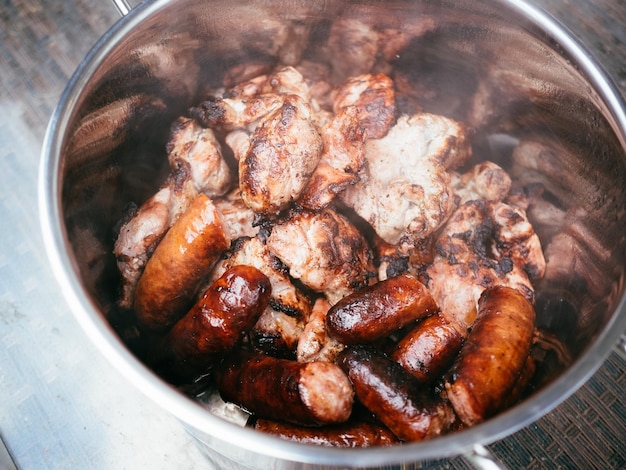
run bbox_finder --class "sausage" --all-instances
[215,351,354,426]
[253,418,399,447]
[336,345,457,442]
[500,354,536,410]
[152,265,271,382]
[326,274,438,345]
[134,193,230,331]
[444,285,536,426]
[392,313,463,384]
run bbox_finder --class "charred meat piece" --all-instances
[341,113,472,252]
[239,96,323,214]
[133,194,230,331]
[298,106,366,210]
[425,199,545,335]
[166,117,232,197]
[207,236,312,357]
[216,350,354,426]
[445,286,536,426]
[391,313,463,384]
[332,73,396,140]
[152,265,271,382]
[266,208,376,305]
[253,418,399,447]
[336,345,457,442]
[326,274,438,345]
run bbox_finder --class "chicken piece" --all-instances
[260,66,312,103]
[239,96,323,214]
[266,208,376,305]
[190,92,285,132]
[332,73,396,140]
[451,161,512,204]
[424,199,546,336]
[166,117,232,197]
[213,188,258,240]
[191,66,313,133]
[298,106,366,210]
[208,236,312,357]
[341,113,472,252]
[297,298,345,363]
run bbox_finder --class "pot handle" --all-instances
[463,444,508,470]
[111,0,133,16]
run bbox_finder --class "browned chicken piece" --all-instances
[425,199,546,336]
[332,73,396,140]
[297,298,345,363]
[298,106,366,210]
[212,188,258,240]
[208,236,312,357]
[166,117,232,197]
[191,66,313,132]
[341,113,472,253]
[260,66,312,103]
[266,208,376,305]
[451,161,512,204]
[299,73,396,210]
[190,92,285,132]
[239,96,323,214]
[327,18,379,83]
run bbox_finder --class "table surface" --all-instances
[1,0,625,468]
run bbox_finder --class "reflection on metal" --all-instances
[110,0,132,16]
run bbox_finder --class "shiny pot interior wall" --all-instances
[51,0,626,465]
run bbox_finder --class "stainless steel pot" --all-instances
[39,0,626,468]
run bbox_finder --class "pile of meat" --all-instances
[113,64,547,446]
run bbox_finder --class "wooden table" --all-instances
[0,0,624,468]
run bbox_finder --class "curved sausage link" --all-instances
[153,265,271,382]
[326,274,438,345]
[134,193,230,331]
[392,313,463,384]
[253,418,399,447]
[336,345,457,442]
[444,285,536,426]
[215,351,354,426]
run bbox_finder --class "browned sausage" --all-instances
[336,345,457,442]
[253,418,399,447]
[444,285,536,426]
[326,274,438,345]
[152,265,271,382]
[134,193,230,331]
[392,313,463,384]
[215,351,354,426]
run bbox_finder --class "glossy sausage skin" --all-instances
[154,265,271,382]
[253,418,399,447]
[445,286,536,426]
[134,193,230,331]
[215,351,354,426]
[326,274,439,344]
[392,313,463,384]
[336,345,457,442]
